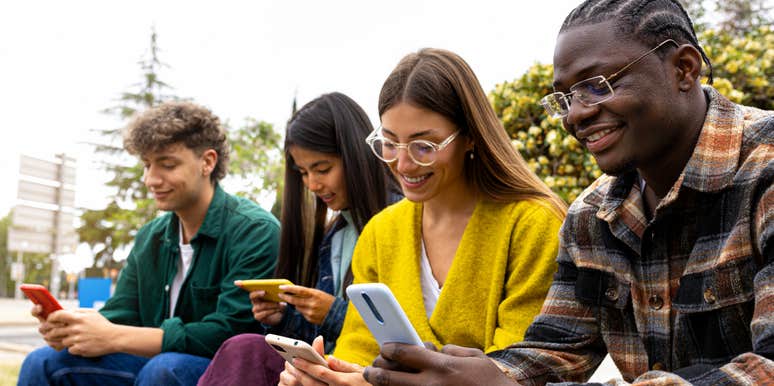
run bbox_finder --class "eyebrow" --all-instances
[142,155,179,163]
[295,159,331,171]
[381,127,436,139]
[553,60,611,90]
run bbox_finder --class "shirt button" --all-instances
[649,295,663,310]
[704,288,716,304]
[165,285,170,292]
[652,362,665,371]
[605,287,618,301]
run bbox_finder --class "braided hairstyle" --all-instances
[561,0,713,84]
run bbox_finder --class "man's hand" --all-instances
[278,285,335,325]
[46,309,119,357]
[32,304,66,350]
[365,343,515,386]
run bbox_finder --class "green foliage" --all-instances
[702,25,774,110]
[489,63,600,204]
[227,118,284,218]
[0,211,10,296]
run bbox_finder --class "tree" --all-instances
[0,211,10,296]
[77,28,173,270]
[227,118,284,218]
[489,1,773,203]
[489,64,599,204]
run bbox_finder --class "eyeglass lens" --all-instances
[370,138,436,165]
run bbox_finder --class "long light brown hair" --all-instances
[379,48,567,218]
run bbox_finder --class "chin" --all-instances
[597,160,636,177]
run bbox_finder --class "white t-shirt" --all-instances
[419,239,441,318]
[170,223,195,317]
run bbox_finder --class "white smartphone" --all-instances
[346,283,423,346]
[265,334,329,368]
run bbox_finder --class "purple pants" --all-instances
[198,334,286,386]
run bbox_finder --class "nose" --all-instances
[144,165,161,188]
[395,147,418,174]
[564,99,600,135]
[306,174,322,192]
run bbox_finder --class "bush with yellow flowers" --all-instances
[489,63,600,204]
[702,26,774,110]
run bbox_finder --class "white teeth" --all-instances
[587,129,613,142]
[402,174,430,184]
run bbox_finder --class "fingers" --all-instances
[328,356,364,372]
[440,344,486,358]
[46,309,76,325]
[423,341,438,352]
[379,343,447,370]
[278,285,312,297]
[284,360,326,386]
[31,304,46,322]
[312,336,325,355]
[249,290,271,303]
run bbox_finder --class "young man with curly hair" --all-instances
[19,101,280,386]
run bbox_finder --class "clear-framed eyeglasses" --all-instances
[365,128,460,167]
[540,39,678,118]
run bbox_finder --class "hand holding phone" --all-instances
[265,334,329,368]
[20,283,63,320]
[346,283,423,347]
[237,279,293,303]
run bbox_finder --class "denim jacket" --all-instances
[267,216,350,354]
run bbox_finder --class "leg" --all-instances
[18,346,148,386]
[197,334,286,386]
[135,352,211,386]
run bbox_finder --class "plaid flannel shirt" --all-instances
[489,87,774,385]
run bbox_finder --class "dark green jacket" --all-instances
[99,185,280,357]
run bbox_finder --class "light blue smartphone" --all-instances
[346,283,423,346]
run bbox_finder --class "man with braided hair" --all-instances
[361,1,773,384]
[19,101,280,385]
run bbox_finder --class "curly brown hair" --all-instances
[123,101,230,183]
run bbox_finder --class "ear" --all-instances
[670,45,703,92]
[201,149,218,177]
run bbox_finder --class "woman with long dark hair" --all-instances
[278,48,567,386]
[198,92,397,386]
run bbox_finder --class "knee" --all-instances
[136,352,210,386]
[19,346,65,383]
[221,333,268,351]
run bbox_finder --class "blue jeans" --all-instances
[18,346,211,386]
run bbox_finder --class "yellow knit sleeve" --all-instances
[331,217,383,366]
[487,201,562,352]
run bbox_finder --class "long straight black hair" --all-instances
[275,92,397,289]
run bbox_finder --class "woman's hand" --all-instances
[278,285,335,325]
[278,336,368,386]
[236,280,287,326]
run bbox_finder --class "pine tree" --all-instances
[77,28,174,270]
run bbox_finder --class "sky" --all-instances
[0,0,583,214]
[0,0,584,268]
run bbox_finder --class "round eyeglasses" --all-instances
[365,129,460,167]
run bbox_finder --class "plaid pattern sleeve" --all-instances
[488,88,774,385]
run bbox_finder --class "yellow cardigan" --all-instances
[332,198,562,366]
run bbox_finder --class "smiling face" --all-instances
[379,102,471,204]
[142,143,216,214]
[553,21,682,175]
[288,145,348,211]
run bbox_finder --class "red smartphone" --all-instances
[20,283,63,319]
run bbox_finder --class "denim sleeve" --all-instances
[319,297,348,352]
[267,296,348,355]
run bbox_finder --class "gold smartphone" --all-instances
[238,279,293,302]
